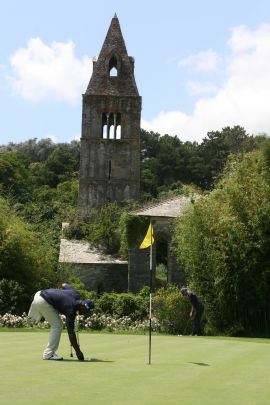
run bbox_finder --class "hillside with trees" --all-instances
[1,126,269,336]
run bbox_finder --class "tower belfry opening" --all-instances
[109,56,118,76]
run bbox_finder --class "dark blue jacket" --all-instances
[189,291,203,309]
[40,284,81,330]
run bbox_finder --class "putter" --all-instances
[70,315,80,358]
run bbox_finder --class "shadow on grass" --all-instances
[188,362,210,366]
[62,358,114,363]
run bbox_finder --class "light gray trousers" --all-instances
[28,291,63,359]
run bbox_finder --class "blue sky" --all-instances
[1,0,270,144]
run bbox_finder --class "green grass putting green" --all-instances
[1,331,270,405]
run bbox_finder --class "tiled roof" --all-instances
[132,196,192,218]
[59,238,127,264]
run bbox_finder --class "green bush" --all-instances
[63,217,91,240]
[112,293,148,321]
[153,285,191,334]
[0,196,57,311]
[95,293,117,315]
[0,279,28,315]
[94,291,148,321]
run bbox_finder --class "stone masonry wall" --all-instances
[61,262,128,293]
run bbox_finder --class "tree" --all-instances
[42,142,80,187]
[0,196,57,312]
[174,150,270,336]
[0,151,31,201]
[195,126,256,189]
[140,129,199,196]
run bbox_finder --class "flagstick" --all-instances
[149,220,153,365]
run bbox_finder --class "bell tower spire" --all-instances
[79,15,141,210]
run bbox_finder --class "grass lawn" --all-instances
[1,331,270,405]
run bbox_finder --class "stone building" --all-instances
[59,15,190,293]
[59,196,191,293]
[128,196,191,292]
[79,14,141,211]
[59,237,128,294]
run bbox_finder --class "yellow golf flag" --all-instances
[139,223,154,249]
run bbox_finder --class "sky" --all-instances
[1,0,270,145]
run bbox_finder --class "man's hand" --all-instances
[76,349,84,361]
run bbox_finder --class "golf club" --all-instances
[70,315,80,358]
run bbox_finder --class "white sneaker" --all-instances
[44,354,63,361]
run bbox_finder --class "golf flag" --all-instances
[139,221,155,364]
[139,223,154,249]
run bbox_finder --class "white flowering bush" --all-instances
[0,312,161,333]
[0,313,29,328]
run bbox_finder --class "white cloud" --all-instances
[9,38,91,102]
[187,81,218,95]
[228,23,270,53]
[178,49,220,73]
[143,24,270,143]
[71,133,81,141]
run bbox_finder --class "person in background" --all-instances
[181,287,204,336]
[28,283,94,360]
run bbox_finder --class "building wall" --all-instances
[79,96,141,209]
[61,262,128,293]
[128,219,184,292]
[128,245,156,293]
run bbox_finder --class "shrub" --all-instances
[95,293,117,315]
[112,293,148,321]
[153,285,191,334]
[0,279,28,315]
[0,312,161,333]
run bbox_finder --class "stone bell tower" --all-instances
[79,14,141,211]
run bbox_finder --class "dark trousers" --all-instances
[192,304,204,335]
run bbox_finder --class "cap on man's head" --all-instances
[83,299,94,315]
[181,287,187,296]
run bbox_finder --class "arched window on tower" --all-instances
[108,113,114,139]
[109,56,118,77]
[116,113,121,139]
[103,125,107,139]
[101,112,121,140]
[102,113,108,139]
[109,125,114,139]
[110,67,117,77]
[116,125,121,139]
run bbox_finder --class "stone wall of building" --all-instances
[61,262,128,293]
[128,245,156,293]
[128,219,184,292]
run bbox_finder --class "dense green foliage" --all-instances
[64,203,122,254]
[0,129,268,335]
[0,197,57,313]
[94,290,148,321]
[152,285,192,334]
[174,149,270,336]
[0,139,80,313]
[140,125,255,196]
